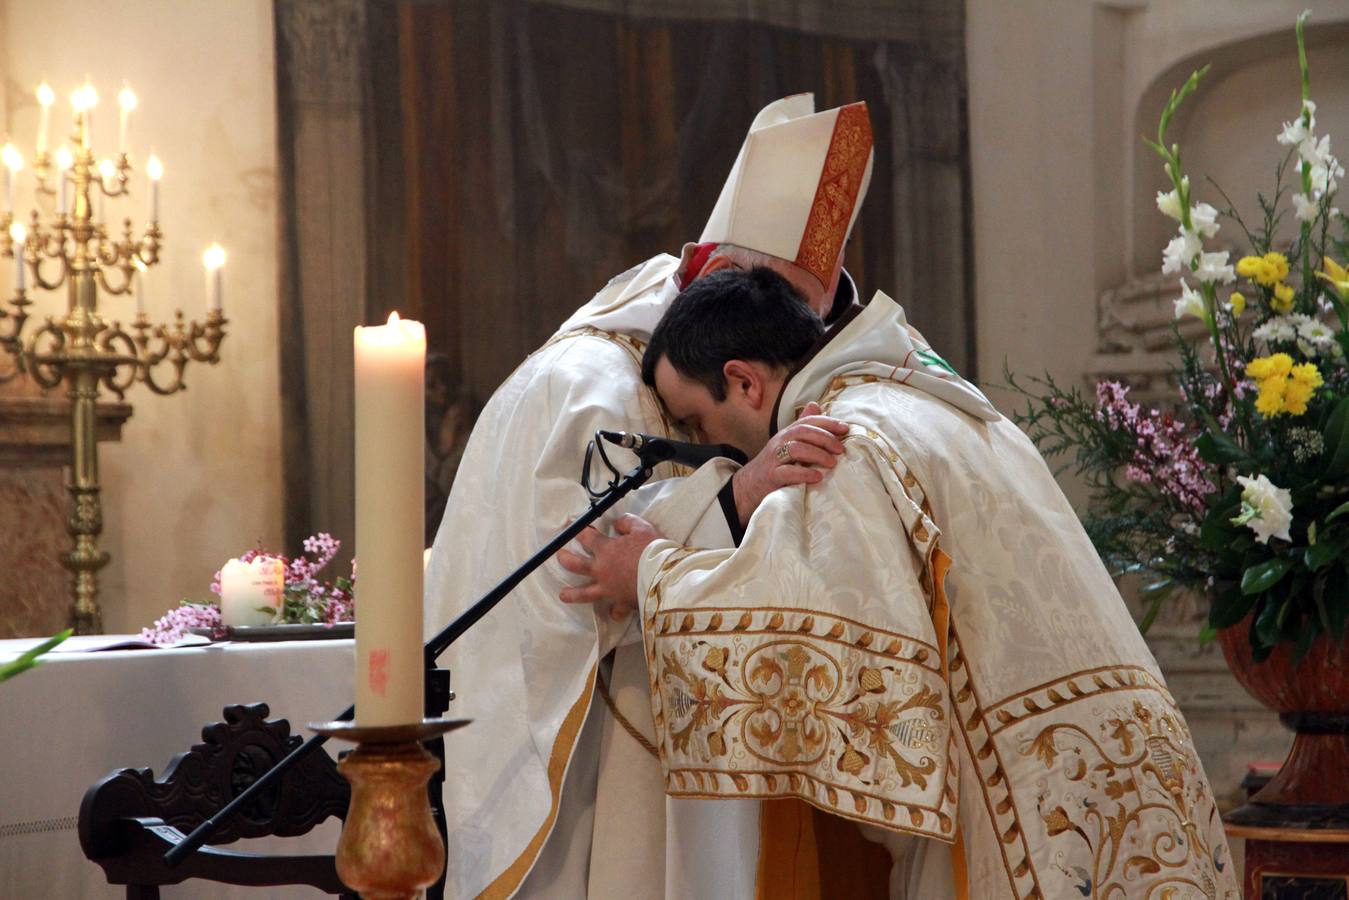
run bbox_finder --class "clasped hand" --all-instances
[558,402,848,619]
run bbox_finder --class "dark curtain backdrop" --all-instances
[275,0,971,559]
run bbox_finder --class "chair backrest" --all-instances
[79,702,353,899]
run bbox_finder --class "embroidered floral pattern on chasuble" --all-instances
[641,430,959,842]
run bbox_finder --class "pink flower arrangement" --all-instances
[142,533,355,645]
[1094,381,1217,512]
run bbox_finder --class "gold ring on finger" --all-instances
[775,442,791,463]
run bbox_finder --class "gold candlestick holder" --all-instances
[310,717,470,900]
[1,96,227,633]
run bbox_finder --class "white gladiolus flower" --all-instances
[1300,133,1331,166]
[1156,189,1183,220]
[1162,229,1202,275]
[1293,192,1319,222]
[1190,202,1220,238]
[1279,118,1311,147]
[1195,250,1235,285]
[1234,474,1293,544]
[1173,280,1206,321]
[1310,156,1344,196]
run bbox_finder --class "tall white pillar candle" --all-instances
[219,557,286,627]
[353,312,426,726]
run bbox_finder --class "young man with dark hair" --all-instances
[561,269,1238,899]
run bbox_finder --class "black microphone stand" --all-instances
[163,433,670,898]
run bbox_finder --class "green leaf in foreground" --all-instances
[0,629,72,684]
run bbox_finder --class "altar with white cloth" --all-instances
[0,637,354,899]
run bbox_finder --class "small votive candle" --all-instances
[219,557,286,627]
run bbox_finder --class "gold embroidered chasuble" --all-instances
[636,293,1239,899]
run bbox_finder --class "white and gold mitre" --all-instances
[699,94,874,288]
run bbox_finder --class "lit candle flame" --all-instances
[146,154,163,181]
[9,222,26,244]
[387,311,401,325]
[118,86,137,112]
[98,158,116,181]
[202,243,226,270]
[55,146,74,171]
[71,84,98,114]
[36,82,55,108]
[2,143,23,173]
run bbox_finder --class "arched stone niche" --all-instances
[1130,19,1349,278]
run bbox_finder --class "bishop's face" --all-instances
[652,355,778,457]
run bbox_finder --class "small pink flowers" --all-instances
[139,600,221,646]
[142,532,356,645]
[1095,381,1217,512]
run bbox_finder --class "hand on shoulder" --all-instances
[730,401,850,527]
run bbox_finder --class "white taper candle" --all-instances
[202,243,225,312]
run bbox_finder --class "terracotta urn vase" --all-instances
[1218,618,1349,829]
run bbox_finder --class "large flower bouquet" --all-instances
[142,533,355,645]
[1008,13,1347,661]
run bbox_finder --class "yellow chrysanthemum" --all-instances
[1291,361,1324,387]
[1255,382,1286,416]
[1229,292,1246,316]
[1247,357,1323,417]
[1284,379,1316,415]
[1263,252,1291,283]
[1318,257,1349,299]
[1246,353,1294,381]
[1271,282,1296,313]
[1237,255,1284,289]
[1237,256,1264,279]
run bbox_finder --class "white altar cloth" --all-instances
[0,637,354,899]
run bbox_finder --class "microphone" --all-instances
[599,430,748,468]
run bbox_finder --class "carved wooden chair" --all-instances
[79,702,355,899]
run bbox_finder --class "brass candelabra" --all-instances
[0,83,227,634]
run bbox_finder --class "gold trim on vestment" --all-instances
[476,664,597,900]
[947,624,1045,899]
[640,430,961,842]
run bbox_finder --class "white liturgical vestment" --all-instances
[425,252,743,898]
[635,294,1240,899]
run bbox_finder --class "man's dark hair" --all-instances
[642,267,823,400]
